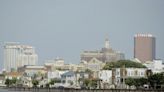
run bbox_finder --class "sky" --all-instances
[0,0,164,70]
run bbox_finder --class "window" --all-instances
[117,71,119,75]
[128,71,131,76]
[141,72,144,76]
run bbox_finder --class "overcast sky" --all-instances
[0,0,164,70]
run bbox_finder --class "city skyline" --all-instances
[0,0,164,70]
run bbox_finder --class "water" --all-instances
[0,88,12,92]
[0,88,13,92]
[0,88,31,92]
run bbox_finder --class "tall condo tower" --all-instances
[134,34,156,63]
[4,42,38,72]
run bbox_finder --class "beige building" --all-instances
[85,58,105,72]
[18,65,47,75]
[5,72,22,80]
[134,34,156,63]
[81,37,125,63]
[80,58,105,78]
[44,58,79,71]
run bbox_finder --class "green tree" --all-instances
[5,78,18,87]
[125,77,135,87]
[90,79,97,89]
[148,72,164,89]
[54,78,61,83]
[90,79,98,89]
[125,77,148,89]
[103,60,146,70]
[49,79,55,85]
[32,80,39,87]
[11,77,17,85]
[133,78,141,89]
[83,79,91,88]
[138,77,148,87]
[46,83,50,88]
[82,78,100,89]
[5,78,11,87]
[85,69,93,78]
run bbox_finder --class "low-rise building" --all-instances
[0,74,6,87]
[5,72,22,80]
[45,58,78,71]
[18,65,47,77]
[86,58,105,72]
[99,70,112,88]
[76,72,89,87]
[143,59,164,74]
[17,65,47,87]
[61,71,76,87]
[80,58,105,78]
[112,68,147,89]
[47,70,68,80]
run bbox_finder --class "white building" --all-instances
[112,68,147,89]
[4,42,38,72]
[18,65,47,87]
[144,59,164,74]
[99,70,112,84]
[47,70,67,80]
[99,70,112,89]
[61,71,76,87]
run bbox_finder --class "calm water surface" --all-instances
[0,88,31,92]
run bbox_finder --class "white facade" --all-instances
[61,71,76,87]
[47,70,67,80]
[113,68,147,87]
[99,70,112,84]
[144,59,164,73]
[153,60,164,70]
[4,42,38,72]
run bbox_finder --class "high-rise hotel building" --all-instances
[4,42,38,72]
[134,34,156,63]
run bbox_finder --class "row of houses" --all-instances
[0,58,163,89]
[0,68,147,89]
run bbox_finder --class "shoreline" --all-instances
[1,87,163,92]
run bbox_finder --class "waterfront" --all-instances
[0,88,164,92]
